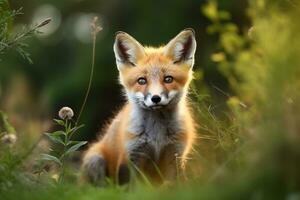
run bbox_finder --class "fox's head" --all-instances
[113,29,196,110]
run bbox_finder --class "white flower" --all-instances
[58,107,74,120]
[1,133,17,146]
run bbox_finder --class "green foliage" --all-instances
[0,0,50,63]
[203,1,249,97]
[202,1,233,34]
[202,0,300,192]
[38,17,101,183]
[41,117,86,182]
[0,111,32,191]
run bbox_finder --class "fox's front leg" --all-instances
[125,137,158,181]
[159,143,187,184]
[81,153,107,186]
[80,142,109,186]
[127,143,154,170]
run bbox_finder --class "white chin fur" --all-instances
[128,90,179,109]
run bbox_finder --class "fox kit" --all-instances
[82,29,197,185]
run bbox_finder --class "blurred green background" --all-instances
[0,0,247,141]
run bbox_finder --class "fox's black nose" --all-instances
[151,95,161,104]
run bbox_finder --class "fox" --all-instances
[81,28,197,186]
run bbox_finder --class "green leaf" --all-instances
[54,119,64,126]
[66,140,83,146]
[64,141,87,156]
[44,131,65,145]
[40,153,62,166]
[69,124,84,134]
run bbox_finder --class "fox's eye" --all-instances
[137,77,147,85]
[164,76,173,83]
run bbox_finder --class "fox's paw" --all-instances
[118,164,130,185]
[82,155,107,186]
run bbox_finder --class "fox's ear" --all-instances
[114,32,145,70]
[164,28,196,67]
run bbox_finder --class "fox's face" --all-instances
[113,29,196,110]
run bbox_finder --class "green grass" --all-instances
[0,170,289,200]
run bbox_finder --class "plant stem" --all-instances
[76,33,97,125]
[59,119,68,183]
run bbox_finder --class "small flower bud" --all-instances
[58,107,74,120]
[91,16,102,36]
[1,133,17,146]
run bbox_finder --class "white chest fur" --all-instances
[126,106,183,161]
